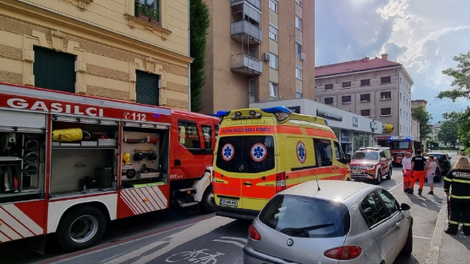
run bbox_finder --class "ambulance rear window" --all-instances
[216,136,275,173]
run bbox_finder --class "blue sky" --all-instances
[315,0,470,123]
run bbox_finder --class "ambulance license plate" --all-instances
[352,169,362,174]
[220,198,238,207]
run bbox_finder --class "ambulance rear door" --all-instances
[214,133,276,211]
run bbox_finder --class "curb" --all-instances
[425,199,448,264]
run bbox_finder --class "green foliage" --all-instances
[190,0,210,112]
[438,50,470,149]
[411,105,433,141]
[426,140,439,149]
[437,120,458,146]
[438,51,470,102]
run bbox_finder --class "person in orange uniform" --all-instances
[409,150,426,195]
[402,152,412,193]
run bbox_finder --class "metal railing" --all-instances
[231,20,263,43]
[231,53,262,74]
[231,0,261,10]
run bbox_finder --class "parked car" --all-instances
[350,147,393,184]
[424,152,451,182]
[243,180,413,264]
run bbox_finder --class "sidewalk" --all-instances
[426,199,470,264]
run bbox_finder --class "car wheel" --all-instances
[57,206,107,252]
[375,171,382,184]
[386,165,392,180]
[400,226,413,256]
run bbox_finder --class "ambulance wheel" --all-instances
[200,185,217,214]
[57,206,107,252]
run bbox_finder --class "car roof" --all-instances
[279,180,378,204]
[426,152,447,156]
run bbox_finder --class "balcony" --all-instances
[231,0,261,11]
[231,20,262,44]
[231,53,262,75]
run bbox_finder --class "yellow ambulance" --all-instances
[212,106,351,220]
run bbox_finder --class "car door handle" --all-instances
[396,221,402,227]
[243,182,252,186]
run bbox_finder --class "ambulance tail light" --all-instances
[276,172,286,193]
[261,106,291,121]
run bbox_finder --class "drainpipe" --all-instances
[187,0,191,111]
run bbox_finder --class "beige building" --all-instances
[201,0,315,114]
[0,0,192,109]
[314,54,414,139]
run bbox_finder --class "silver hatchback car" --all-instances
[244,180,413,264]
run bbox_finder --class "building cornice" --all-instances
[315,65,402,79]
[2,0,193,65]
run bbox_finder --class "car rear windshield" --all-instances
[215,136,275,173]
[259,194,350,238]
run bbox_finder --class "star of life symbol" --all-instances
[250,143,267,162]
[222,143,235,161]
[297,141,306,163]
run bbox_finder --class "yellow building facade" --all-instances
[0,0,192,109]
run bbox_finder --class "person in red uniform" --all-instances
[444,156,470,235]
[409,150,426,195]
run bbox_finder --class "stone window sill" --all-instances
[124,14,172,40]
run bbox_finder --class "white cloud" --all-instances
[316,0,470,122]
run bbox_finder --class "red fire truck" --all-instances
[376,136,422,166]
[0,82,219,252]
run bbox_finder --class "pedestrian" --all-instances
[425,155,438,195]
[409,150,426,195]
[402,152,412,193]
[444,156,470,235]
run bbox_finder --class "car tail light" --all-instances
[248,225,261,240]
[324,246,362,260]
[276,173,286,193]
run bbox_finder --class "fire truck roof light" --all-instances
[389,137,394,142]
[406,136,412,141]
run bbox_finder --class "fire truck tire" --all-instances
[57,206,107,252]
[200,185,217,214]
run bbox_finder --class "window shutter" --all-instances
[33,46,76,93]
[136,70,160,105]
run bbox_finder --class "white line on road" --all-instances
[413,235,432,240]
[212,239,245,248]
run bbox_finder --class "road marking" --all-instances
[413,235,431,240]
[212,236,247,248]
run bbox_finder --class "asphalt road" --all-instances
[0,150,460,264]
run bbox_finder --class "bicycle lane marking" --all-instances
[165,248,225,264]
[104,216,235,264]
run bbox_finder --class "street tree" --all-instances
[438,50,470,148]
[443,111,470,148]
[412,105,433,141]
[190,0,210,112]
[438,50,470,103]
[437,120,458,147]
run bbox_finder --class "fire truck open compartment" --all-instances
[0,111,46,203]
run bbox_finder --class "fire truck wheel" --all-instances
[200,185,217,214]
[57,206,107,252]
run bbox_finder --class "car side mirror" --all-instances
[400,203,411,211]
[342,153,351,164]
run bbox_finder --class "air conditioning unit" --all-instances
[263,53,271,62]
[300,53,306,61]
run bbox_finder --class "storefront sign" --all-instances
[316,109,343,122]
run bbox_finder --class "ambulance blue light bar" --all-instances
[261,106,292,114]
[261,106,291,121]
[211,110,231,117]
